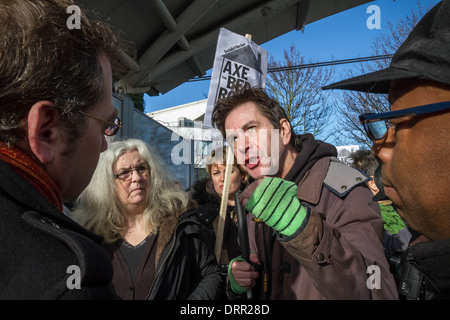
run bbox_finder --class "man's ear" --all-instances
[279,118,292,147]
[27,101,62,164]
[367,178,379,194]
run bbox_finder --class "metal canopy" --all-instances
[76,0,373,96]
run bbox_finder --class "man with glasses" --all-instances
[0,0,130,299]
[324,0,450,299]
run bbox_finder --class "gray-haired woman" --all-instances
[72,138,222,300]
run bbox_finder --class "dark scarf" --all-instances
[284,133,337,185]
[0,143,63,211]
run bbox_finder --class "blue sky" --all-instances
[144,0,439,114]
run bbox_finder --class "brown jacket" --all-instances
[248,156,398,300]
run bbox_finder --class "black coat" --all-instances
[146,210,223,300]
[189,178,241,264]
[396,238,450,300]
[0,160,116,299]
[189,178,221,228]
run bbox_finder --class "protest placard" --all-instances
[203,28,268,130]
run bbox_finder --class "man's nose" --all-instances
[371,129,394,164]
[235,135,249,155]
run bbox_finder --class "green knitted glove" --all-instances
[244,177,308,237]
[228,256,248,295]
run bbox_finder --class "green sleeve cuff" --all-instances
[227,256,248,295]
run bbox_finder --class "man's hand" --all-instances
[239,177,309,237]
[239,178,264,208]
[228,253,260,294]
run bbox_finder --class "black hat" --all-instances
[323,1,450,93]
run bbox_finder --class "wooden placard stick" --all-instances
[214,144,235,263]
[214,33,252,263]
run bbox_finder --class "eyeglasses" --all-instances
[359,101,450,141]
[114,165,148,181]
[77,110,122,136]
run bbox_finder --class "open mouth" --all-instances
[245,157,260,170]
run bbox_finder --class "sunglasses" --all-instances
[77,110,122,136]
[359,101,450,141]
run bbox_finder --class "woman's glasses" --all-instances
[77,110,122,136]
[359,101,450,141]
[114,165,149,181]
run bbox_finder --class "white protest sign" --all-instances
[203,28,268,131]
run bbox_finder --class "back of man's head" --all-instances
[348,149,378,176]
[0,0,130,146]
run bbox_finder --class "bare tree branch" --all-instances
[266,44,335,140]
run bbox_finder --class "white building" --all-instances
[336,145,360,164]
[147,99,217,169]
[147,99,207,128]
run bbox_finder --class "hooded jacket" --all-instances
[245,134,398,300]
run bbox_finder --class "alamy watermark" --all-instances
[66,5,81,30]
[65,264,382,290]
[366,265,381,289]
[170,126,280,175]
[64,5,382,46]
[66,265,81,289]
[366,5,381,30]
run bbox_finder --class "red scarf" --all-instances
[0,143,63,212]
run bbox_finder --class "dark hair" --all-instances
[211,87,302,151]
[348,149,379,176]
[0,0,131,146]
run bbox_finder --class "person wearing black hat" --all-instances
[324,0,450,300]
